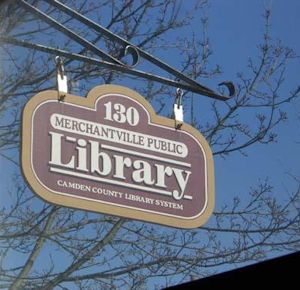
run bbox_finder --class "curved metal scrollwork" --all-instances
[218,81,236,97]
[121,45,140,67]
[0,0,235,101]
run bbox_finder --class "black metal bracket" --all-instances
[0,0,235,101]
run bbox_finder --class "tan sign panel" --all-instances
[22,85,214,228]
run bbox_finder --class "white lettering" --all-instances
[132,160,155,185]
[49,132,75,169]
[155,164,173,188]
[172,169,191,200]
[90,140,111,176]
[76,139,88,172]
[50,113,188,158]
[49,133,192,201]
[113,155,132,180]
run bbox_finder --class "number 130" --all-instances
[104,101,139,126]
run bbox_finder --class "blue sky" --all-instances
[0,0,300,287]
[207,0,300,206]
[1,0,299,196]
[1,0,300,238]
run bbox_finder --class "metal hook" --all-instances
[55,56,64,79]
[176,88,183,108]
[55,56,68,100]
[173,88,184,129]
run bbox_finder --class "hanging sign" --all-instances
[22,85,214,228]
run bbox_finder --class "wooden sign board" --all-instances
[22,85,214,228]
